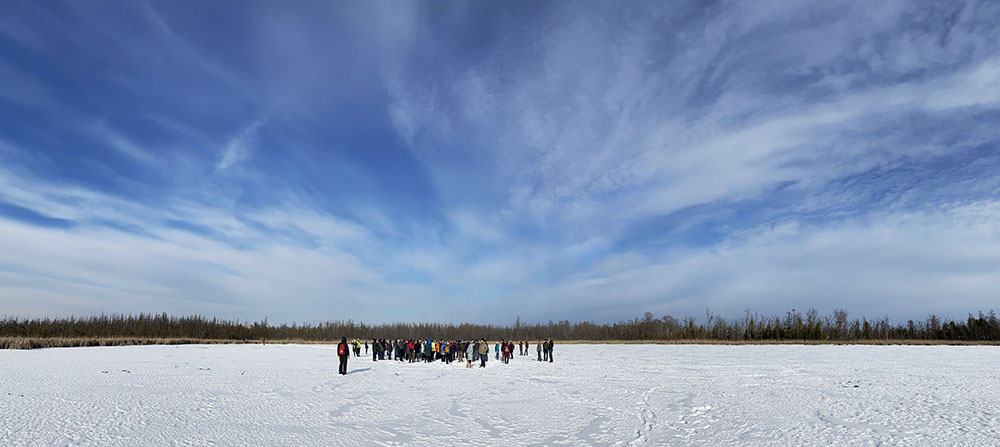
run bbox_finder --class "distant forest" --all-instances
[3,309,1000,342]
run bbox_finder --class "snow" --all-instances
[2,343,999,446]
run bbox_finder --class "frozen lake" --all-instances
[2,343,999,446]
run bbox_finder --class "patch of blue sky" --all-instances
[0,201,76,229]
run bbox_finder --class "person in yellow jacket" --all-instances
[476,339,489,368]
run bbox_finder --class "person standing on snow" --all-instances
[536,339,543,361]
[465,341,475,368]
[547,338,554,363]
[477,339,489,367]
[337,337,350,376]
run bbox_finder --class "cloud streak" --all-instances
[217,118,265,171]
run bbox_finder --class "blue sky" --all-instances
[2,1,1000,324]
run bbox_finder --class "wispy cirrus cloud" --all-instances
[1,1,999,323]
[217,118,265,171]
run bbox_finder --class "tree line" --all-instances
[2,309,999,342]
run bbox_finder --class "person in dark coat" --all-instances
[547,338,554,363]
[337,337,350,375]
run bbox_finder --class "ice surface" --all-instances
[2,344,999,446]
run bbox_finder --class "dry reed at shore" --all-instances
[0,337,369,350]
[4,337,1000,350]
[0,337,246,350]
[556,339,1000,346]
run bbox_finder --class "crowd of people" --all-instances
[335,337,555,374]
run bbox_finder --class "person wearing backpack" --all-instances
[337,337,349,375]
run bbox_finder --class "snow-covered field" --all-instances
[2,344,999,446]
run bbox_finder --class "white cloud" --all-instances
[217,118,264,171]
[0,217,382,320]
[370,0,1000,323]
[384,2,1000,245]
[501,200,1000,322]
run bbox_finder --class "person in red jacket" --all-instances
[337,337,349,375]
